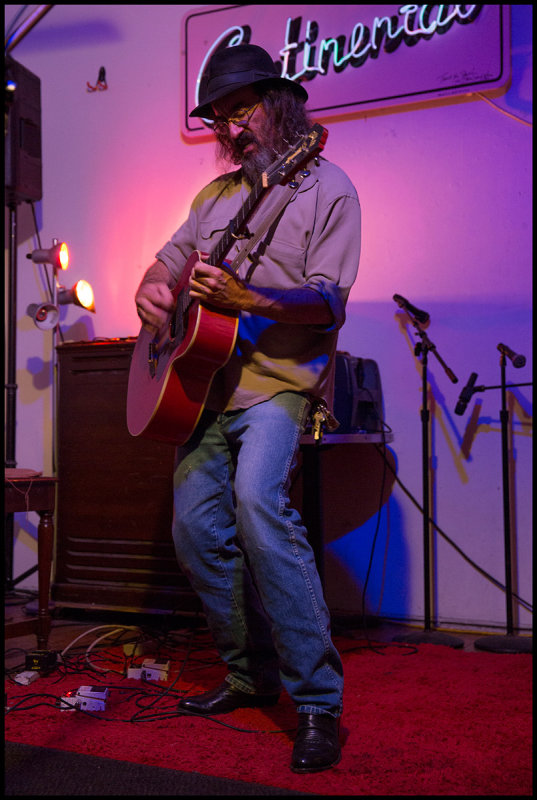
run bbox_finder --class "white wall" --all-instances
[5,5,532,632]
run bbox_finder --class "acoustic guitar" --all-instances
[126,124,328,445]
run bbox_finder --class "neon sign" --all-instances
[181,5,510,140]
[280,6,484,82]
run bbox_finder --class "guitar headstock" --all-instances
[262,124,328,188]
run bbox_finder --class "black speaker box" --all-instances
[333,351,385,433]
[5,55,43,205]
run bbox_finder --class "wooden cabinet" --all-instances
[53,340,393,619]
[53,339,201,614]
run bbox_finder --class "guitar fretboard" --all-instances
[209,179,265,270]
[206,124,327,271]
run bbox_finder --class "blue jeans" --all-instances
[172,391,343,717]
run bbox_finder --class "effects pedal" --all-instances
[59,686,109,712]
[127,659,170,681]
[14,670,39,686]
[25,650,58,673]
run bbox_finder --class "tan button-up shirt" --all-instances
[156,157,361,412]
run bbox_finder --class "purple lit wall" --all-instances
[5,4,532,632]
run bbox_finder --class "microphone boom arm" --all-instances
[413,326,459,385]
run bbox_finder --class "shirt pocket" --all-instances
[198,218,229,255]
[265,179,317,254]
[246,236,307,287]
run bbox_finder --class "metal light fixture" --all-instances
[26,301,59,330]
[27,238,69,270]
[23,234,97,480]
[58,280,96,313]
[26,238,96,328]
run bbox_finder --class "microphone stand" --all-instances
[470,356,532,654]
[393,315,463,648]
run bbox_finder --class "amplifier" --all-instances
[333,351,385,433]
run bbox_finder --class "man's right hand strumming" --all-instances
[135,261,175,345]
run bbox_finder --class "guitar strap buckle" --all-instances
[229,220,252,240]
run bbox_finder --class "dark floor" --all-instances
[6,587,509,673]
[5,591,531,798]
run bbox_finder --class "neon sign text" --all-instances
[182,5,508,139]
[194,7,483,107]
[280,5,483,82]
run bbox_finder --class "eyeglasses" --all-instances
[212,101,261,134]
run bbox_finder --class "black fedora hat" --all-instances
[189,43,308,119]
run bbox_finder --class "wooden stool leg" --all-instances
[36,510,53,649]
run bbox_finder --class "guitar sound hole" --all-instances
[169,311,185,345]
[170,290,189,345]
[148,341,158,378]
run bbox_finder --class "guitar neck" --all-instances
[209,179,265,269]
[208,124,328,270]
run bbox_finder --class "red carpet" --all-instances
[5,633,532,795]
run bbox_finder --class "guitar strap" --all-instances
[225,164,340,440]
[227,168,309,276]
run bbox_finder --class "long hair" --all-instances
[214,86,313,170]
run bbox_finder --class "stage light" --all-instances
[58,280,96,313]
[26,302,60,331]
[25,236,96,329]
[27,281,96,329]
[26,238,69,270]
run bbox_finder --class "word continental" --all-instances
[280,5,484,82]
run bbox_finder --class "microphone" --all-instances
[455,372,479,416]
[497,342,526,368]
[393,294,430,325]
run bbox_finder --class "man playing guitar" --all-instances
[132,44,360,773]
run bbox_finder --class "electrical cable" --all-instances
[85,628,138,674]
[343,392,417,655]
[5,693,66,713]
[60,624,142,659]
[128,628,197,722]
[4,5,30,43]
[359,370,532,613]
[341,371,531,655]
[476,92,532,127]
[374,444,532,613]
[6,630,293,735]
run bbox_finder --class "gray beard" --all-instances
[240,145,277,186]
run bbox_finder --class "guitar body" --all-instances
[126,123,328,446]
[127,251,238,445]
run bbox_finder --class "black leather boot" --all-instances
[291,712,341,773]
[178,681,280,715]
